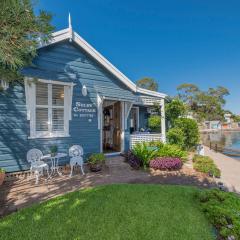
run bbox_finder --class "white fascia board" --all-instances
[136,87,167,99]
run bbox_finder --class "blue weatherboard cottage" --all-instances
[0,16,167,173]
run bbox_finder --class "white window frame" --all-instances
[25,78,75,139]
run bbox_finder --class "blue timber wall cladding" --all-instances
[0,40,136,173]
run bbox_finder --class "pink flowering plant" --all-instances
[149,157,182,170]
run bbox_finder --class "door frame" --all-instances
[100,97,125,154]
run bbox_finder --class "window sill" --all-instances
[28,133,70,139]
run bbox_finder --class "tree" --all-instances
[174,118,199,149]
[136,77,158,91]
[177,83,199,105]
[176,83,230,122]
[167,128,185,149]
[165,98,187,126]
[0,0,54,86]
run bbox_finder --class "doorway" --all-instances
[102,100,122,153]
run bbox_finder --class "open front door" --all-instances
[113,102,122,152]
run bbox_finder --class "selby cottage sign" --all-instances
[73,101,97,122]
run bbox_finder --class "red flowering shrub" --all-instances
[149,157,182,170]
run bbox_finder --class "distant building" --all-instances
[204,121,221,130]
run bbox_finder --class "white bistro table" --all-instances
[41,153,67,178]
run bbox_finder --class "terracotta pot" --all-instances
[0,172,5,186]
[89,163,102,172]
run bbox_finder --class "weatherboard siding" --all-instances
[0,40,136,172]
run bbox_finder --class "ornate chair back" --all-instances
[69,145,84,157]
[27,149,43,164]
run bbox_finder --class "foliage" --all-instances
[0,168,5,173]
[165,98,187,126]
[131,142,188,169]
[148,115,161,132]
[125,150,142,169]
[49,145,58,154]
[177,83,230,122]
[193,155,221,178]
[232,114,240,123]
[177,83,199,105]
[88,153,105,164]
[166,128,185,148]
[0,0,54,84]
[0,184,214,240]
[149,157,182,170]
[174,118,199,149]
[145,141,187,159]
[156,143,188,161]
[198,189,240,239]
[136,77,158,91]
[132,142,158,168]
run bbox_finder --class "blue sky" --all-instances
[36,0,240,114]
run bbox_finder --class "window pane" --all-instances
[52,85,64,106]
[36,82,48,105]
[36,108,48,131]
[52,109,64,131]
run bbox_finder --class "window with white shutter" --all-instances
[25,78,74,138]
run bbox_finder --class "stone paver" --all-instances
[204,146,240,193]
[0,156,216,217]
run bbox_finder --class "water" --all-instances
[201,131,240,159]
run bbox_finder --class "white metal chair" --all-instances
[69,145,85,177]
[27,149,49,184]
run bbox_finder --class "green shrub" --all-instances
[132,142,158,168]
[167,127,185,148]
[198,189,240,239]
[88,153,105,164]
[149,141,188,161]
[0,168,5,173]
[193,155,221,177]
[157,144,188,161]
[148,115,161,132]
[174,118,199,149]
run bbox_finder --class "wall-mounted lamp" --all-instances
[82,85,87,96]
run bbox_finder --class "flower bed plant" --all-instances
[149,142,188,161]
[132,142,158,168]
[193,155,221,178]
[149,157,182,170]
[198,189,240,239]
[125,150,142,170]
[130,142,188,169]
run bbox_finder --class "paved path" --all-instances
[0,156,216,217]
[204,146,240,193]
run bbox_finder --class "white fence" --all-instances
[130,133,163,149]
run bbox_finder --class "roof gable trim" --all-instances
[38,28,166,99]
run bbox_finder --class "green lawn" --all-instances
[0,184,214,240]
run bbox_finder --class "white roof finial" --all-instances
[68,12,73,42]
[68,12,72,29]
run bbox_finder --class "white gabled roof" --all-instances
[38,26,167,99]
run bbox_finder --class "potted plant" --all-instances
[88,153,105,172]
[50,145,58,157]
[0,168,5,186]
